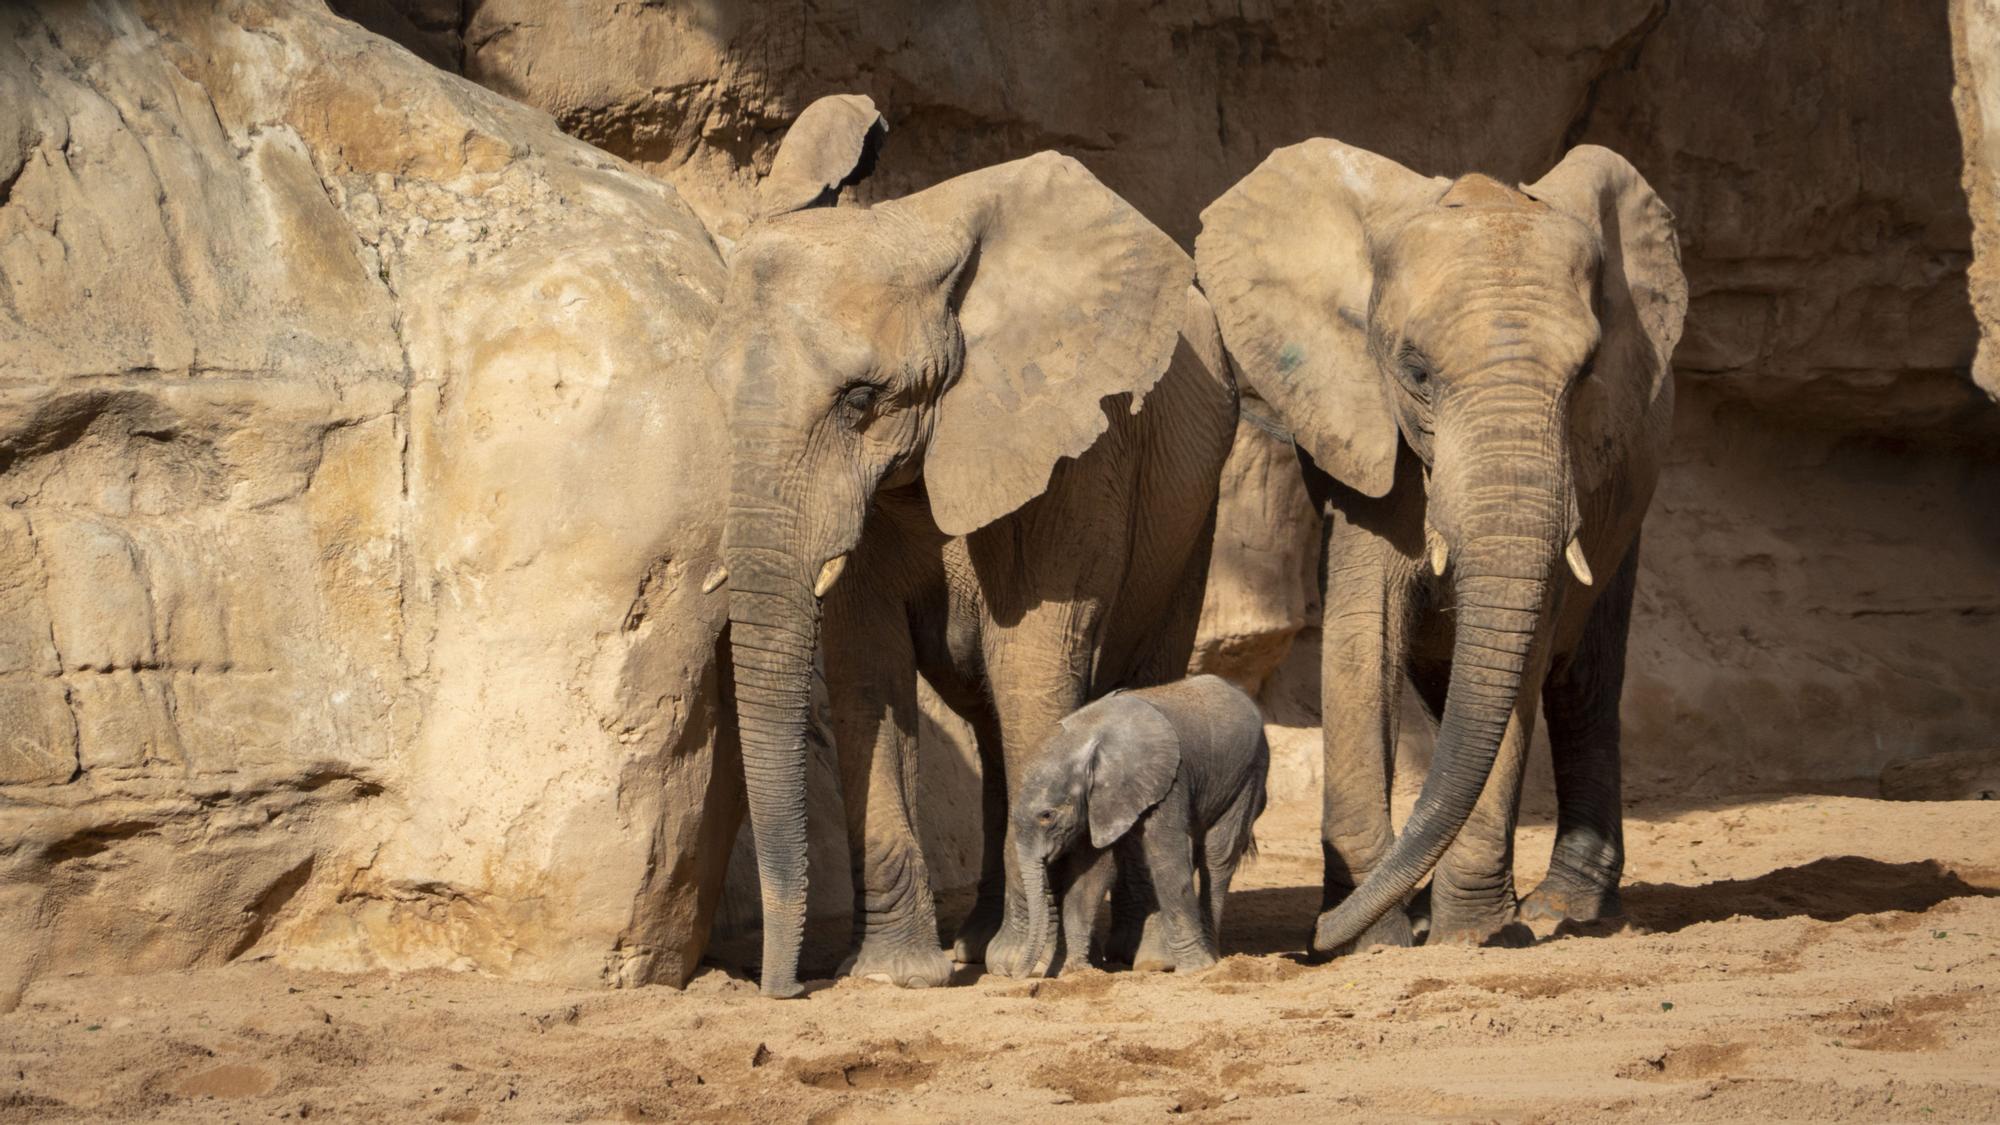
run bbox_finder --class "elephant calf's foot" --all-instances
[1312,906,1415,958]
[980,914,1049,979]
[842,936,954,989]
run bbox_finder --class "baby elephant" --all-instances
[1013,674,1269,975]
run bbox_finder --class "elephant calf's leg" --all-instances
[1201,795,1258,950]
[1056,848,1115,975]
[1427,694,1538,948]
[1105,855,1164,969]
[1131,803,1217,972]
[1523,546,1640,930]
[825,593,952,989]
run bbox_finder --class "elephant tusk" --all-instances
[813,553,849,599]
[1426,528,1449,577]
[1564,538,1594,587]
[701,565,728,594]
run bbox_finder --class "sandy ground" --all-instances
[4,782,1999,1123]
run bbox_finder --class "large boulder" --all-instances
[0,0,738,1008]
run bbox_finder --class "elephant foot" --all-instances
[842,937,954,989]
[1519,881,1623,923]
[1426,919,1536,948]
[1171,947,1218,974]
[950,892,1005,965]
[1426,889,1534,948]
[1520,881,1628,938]
[1311,906,1415,958]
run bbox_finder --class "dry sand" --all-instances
[4,779,1998,1123]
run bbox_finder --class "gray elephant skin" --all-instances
[1012,675,1270,976]
[1196,140,1688,953]
[706,97,1238,996]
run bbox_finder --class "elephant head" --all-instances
[706,97,1191,997]
[1196,141,1684,953]
[1010,698,1182,975]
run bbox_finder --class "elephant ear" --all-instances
[1086,698,1182,850]
[1196,140,1447,498]
[757,94,888,219]
[886,153,1193,537]
[1524,146,1687,405]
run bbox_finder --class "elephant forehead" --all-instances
[735,208,959,294]
[1390,203,1599,285]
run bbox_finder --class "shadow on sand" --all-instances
[1214,856,1999,958]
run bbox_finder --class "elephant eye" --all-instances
[1396,344,1432,391]
[1036,810,1055,825]
[838,383,883,427]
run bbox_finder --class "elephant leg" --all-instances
[1201,792,1259,950]
[1129,798,1215,972]
[1426,689,1539,948]
[1315,510,1419,954]
[1522,542,1640,929]
[1104,524,1208,972]
[1056,847,1115,975]
[977,626,1094,978]
[1106,848,1162,969]
[823,585,952,989]
[945,701,1010,965]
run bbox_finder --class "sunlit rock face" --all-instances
[0,0,739,1009]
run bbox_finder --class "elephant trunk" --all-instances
[723,420,833,998]
[1016,839,1053,977]
[728,565,818,998]
[723,403,874,997]
[1314,376,1569,952]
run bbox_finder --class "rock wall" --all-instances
[361,0,2000,796]
[0,0,742,1007]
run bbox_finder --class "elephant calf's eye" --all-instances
[1036,810,1055,825]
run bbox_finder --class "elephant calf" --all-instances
[1012,675,1269,975]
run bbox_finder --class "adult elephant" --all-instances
[709,97,1237,997]
[1195,140,1686,954]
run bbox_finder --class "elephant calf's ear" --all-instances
[1086,700,1183,849]
[757,94,888,219]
